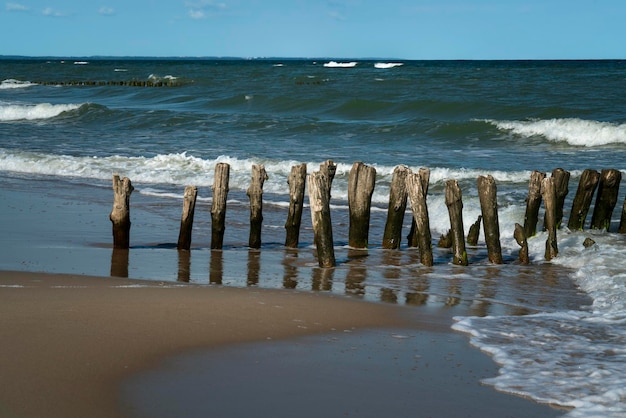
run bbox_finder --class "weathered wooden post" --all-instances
[382,165,410,249]
[542,177,558,260]
[284,163,307,248]
[319,160,337,200]
[445,179,468,266]
[407,168,430,247]
[523,170,546,238]
[348,161,376,249]
[406,171,433,266]
[466,215,482,246]
[619,196,626,233]
[308,170,336,268]
[177,185,198,250]
[513,223,529,264]
[247,164,268,249]
[110,174,134,249]
[550,168,570,228]
[567,169,600,231]
[211,163,230,250]
[477,175,503,264]
[590,168,622,231]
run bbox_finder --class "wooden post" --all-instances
[177,185,198,250]
[109,174,134,249]
[477,175,503,264]
[319,160,337,201]
[407,168,430,247]
[308,170,336,268]
[542,177,558,260]
[590,168,622,231]
[247,164,268,249]
[406,171,433,266]
[211,163,230,250]
[513,223,529,265]
[467,215,482,246]
[619,196,626,233]
[523,170,546,238]
[382,165,410,249]
[348,162,376,249]
[567,169,600,231]
[550,168,570,229]
[445,179,468,266]
[284,163,307,248]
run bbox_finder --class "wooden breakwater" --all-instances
[109,164,626,268]
[33,79,184,87]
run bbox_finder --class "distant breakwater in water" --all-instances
[27,79,184,87]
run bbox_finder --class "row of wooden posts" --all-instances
[34,79,182,87]
[109,161,624,268]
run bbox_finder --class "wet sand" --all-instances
[0,270,564,418]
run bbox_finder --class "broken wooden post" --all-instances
[247,164,268,249]
[348,161,376,249]
[513,223,529,265]
[211,163,230,250]
[619,196,626,233]
[477,175,503,264]
[550,168,570,229]
[110,174,134,249]
[542,177,558,260]
[466,215,482,246]
[382,165,410,250]
[319,160,337,201]
[407,168,430,247]
[567,169,600,231]
[308,170,336,268]
[445,179,468,266]
[406,171,433,266]
[177,185,198,251]
[590,168,622,231]
[284,163,307,248]
[523,170,546,238]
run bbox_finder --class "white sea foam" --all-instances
[323,61,357,68]
[454,229,626,417]
[0,79,37,89]
[0,149,536,208]
[0,103,83,121]
[374,62,403,69]
[486,118,626,147]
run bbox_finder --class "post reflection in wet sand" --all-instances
[282,249,299,289]
[110,248,129,278]
[247,249,260,286]
[209,250,223,285]
[312,266,333,291]
[177,250,191,283]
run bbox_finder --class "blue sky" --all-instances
[2,0,625,59]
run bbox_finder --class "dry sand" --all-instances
[0,270,564,418]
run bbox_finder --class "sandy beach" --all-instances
[0,270,565,418]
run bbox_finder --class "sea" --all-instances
[2,57,626,416]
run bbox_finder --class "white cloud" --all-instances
[188,9,206,19]
[98,6,115,16]
[185,0,227,19]
[42,7,67,17]
[6,2,29,12]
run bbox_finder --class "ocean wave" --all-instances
[0,149,539,202]
[486,118,626,147]
[374,62,403,69]
[0,79,37,89]
[0,103,84,121]
[323,61,357,68]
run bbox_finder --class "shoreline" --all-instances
[1,270,564,417]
